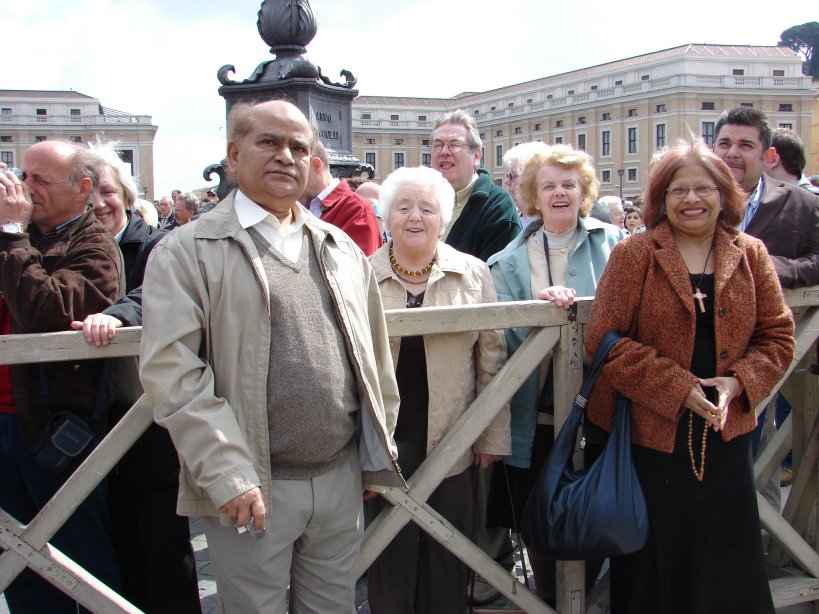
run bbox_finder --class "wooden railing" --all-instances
[0,289,816,613]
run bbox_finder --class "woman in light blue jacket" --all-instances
[486,143,624,604]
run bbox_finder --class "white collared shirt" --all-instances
[309,177,341,218]
[234,190,305,263]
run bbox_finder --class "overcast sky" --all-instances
[4,1,809,197]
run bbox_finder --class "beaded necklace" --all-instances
[389,245,435,277]
[687,242,714,482]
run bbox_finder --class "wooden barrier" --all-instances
[0,289,816,613]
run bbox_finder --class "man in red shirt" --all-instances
[299,138,382,255]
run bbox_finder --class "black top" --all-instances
[394,291,428,444]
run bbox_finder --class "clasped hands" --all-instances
[685,376,743,431]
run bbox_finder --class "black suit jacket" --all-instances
[745,175,819,289]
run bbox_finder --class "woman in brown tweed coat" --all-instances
[585,139,794,614]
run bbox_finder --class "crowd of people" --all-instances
[0,100,815,614]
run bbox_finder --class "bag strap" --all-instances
[38,360,110,423]
[574,331,623,410]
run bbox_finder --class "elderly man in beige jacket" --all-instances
[140,100,402,613]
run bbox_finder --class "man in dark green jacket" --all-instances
[431,110,521,262]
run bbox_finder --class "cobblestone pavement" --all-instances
[0,487,813,613]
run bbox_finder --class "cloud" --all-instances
[2,0,801,196]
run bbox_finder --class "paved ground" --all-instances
[0,482,815,612]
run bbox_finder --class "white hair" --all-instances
[503,142,543,170]
[380,166,455,226]
[86,140,139,208]
[598,195,623,211]
[132,198,159,228]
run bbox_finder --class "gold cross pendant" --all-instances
[693,288,708,313]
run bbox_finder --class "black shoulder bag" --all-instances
[522,331,649,560]
[29,361,108,476]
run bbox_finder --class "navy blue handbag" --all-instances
[522,332,649,560]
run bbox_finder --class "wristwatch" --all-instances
[1,222,25,234]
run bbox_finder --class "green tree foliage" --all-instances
[779,22,819,78]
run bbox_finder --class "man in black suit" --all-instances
[714,106,819,289]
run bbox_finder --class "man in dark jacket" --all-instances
[431,110,521,262]
[0,141,123,611]
[71,142,201,613]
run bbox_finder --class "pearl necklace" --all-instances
[389,245,435,277]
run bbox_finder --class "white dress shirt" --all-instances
[234,190,305,263]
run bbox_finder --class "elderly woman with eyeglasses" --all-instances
[584,139,794,613]
[366,165,510,614]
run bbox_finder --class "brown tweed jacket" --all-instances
[584,220,795,453]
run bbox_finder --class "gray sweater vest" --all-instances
[248,228,358,480]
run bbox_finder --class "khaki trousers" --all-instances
[202,450,363,613]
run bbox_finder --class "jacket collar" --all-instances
[651,219,743,310]
[371,240,469,284]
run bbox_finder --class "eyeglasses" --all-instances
[666,185,718,199]
[506,172,519,181]
[431,140,470,153]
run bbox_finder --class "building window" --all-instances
[480,148,485,167]
[1,152,12,165]
[421,139,430,146]
[508,102,514,108]
[628,168,638,182]
[567,90,574,96]
[740,102,753,108]
[514,127,522,134]
[779,123,793,130]
[393,152,404,169]
[496,145,503,166]
[591,85,598,91]
[701,122,715,147]
[779,103,793,112]
[628,127,637,154]
[656,124,666,149]
[390,114,399,121]
[418,115,427,122]
[773,69,785,77]
[474,109,480,115]
[70,136,82,143]
[546,94,553,100]
[601,169,611,183]
[365,138,376,145]
[615,79,623,86]
[534,123,542,131]
[627,108,637,117]
[577,134,586,151]
[526,98,533,103]
[656,104,666,113]
[0,108,10,115]
[641,74,650,81]
[36,108,47,123]
[732,69,744,76]
[421,152,431,166]
[394,138,404,145]
[34,136,47,142]
[0,136,11,143]
[479,133,485,140]
[602,131,611,156]
[554,136,563,144]
[555,120,563,128]
[490,106,496,111]
[365,152,376,168]
[70,108,81,122]
[493,130,501,138]
[577,116,586,125]
[701,102,715,110]
[602,112,611,121]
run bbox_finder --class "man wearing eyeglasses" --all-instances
[713,106,818,289]
[431,110,521,262]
